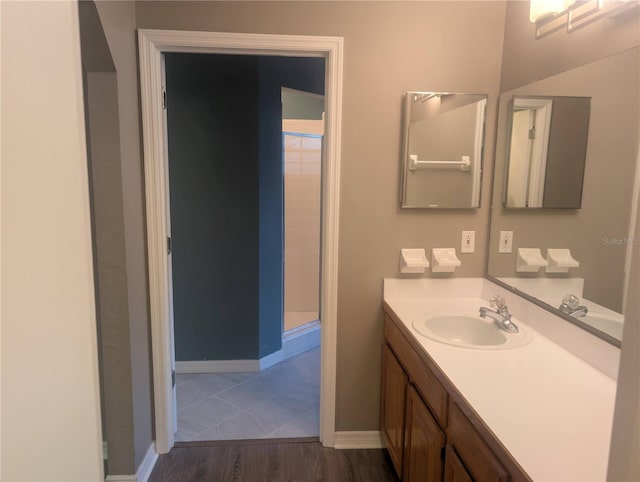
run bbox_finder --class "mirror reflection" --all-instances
[401,92,487,208]
[505,96,591,209]
[488,47,639,344]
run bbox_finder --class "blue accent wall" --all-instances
[166,53,260,360]
[166,53,324,361]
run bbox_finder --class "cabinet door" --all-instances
[381,344,408,477]
[444,444,474,482]
[403,384,446,482]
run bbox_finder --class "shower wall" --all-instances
[283,128,322,332]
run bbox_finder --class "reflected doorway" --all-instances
[283,88,324,335]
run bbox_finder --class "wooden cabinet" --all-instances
[403,385,445,482]
[381,312,530,482]
[444,445,473,482]
[381,344,408,476]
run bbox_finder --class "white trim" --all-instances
[176,323,320,373]
[259,349,284,370]
[333,431,386,449]
[175,340,322,373]
[471,99,486,207]
[528,101,552,207]
[282,320,321,359]
[176,359,259,374]
[106,476,136,482]
[138,29,342,453]
[104,442,157,482]
[512,97,553,208]
[175,350,284,373]
[0,2,3,475]
[136,442,158,482]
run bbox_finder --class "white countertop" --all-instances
[384,294,617,482]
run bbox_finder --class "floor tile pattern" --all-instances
[176,347,320,441]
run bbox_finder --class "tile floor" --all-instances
[175,347,320,442]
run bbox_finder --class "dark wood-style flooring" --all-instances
[149,439,400,482]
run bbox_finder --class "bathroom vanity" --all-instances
[380,279,617,482]
[382,313,524,481]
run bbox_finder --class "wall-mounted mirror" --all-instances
[488,47,639,346]
[401,92,487,208]
[504,95,591,209]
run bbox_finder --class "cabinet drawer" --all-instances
[448,401,509,482]
[384,316,448,426]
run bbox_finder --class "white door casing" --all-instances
[138,29,343,454]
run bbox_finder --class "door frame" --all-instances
[138,29,343,454]
[513,97,553,208]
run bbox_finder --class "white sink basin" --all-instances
[578,314,624,340]
[412,313,533,350]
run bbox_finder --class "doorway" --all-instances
[138,30,343,453]
[163,53,324,442]
[505,98,553,208]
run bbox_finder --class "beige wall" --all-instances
[136,0,506,430]
[489,49,639,312]
[1,1,104,479]
[93,0,154,471]
[85,70,136,475]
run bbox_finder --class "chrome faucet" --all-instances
[479,295,519,333]
[559,294,588,317]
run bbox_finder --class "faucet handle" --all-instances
[489,294,507,311]
[561,294,580,310]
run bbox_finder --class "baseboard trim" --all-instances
[137,442,158,482]
[259,349,283,370]
[106,476,136,482]
[282,320,321,360]
[105,442,157,482]
[176,359,259,373]
[333,431,386,449]
[176,322,321,374]
[176,350,285,374]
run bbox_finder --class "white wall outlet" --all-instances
[461,230,475,253]
[499,231,513,253]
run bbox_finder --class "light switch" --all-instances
[499,231,513,253]
[461,231,475,253]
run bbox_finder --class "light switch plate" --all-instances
[499,231,513,253]
[461,230,475,253]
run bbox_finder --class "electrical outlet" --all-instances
[499,231,513,253]
[461,230,475,253]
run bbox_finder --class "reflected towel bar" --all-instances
[409,154,470,171]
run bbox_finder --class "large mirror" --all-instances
[504,95,591,209]
[401,92,487,208]
[488,47,639,346]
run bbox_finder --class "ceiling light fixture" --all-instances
[530,0,639,39]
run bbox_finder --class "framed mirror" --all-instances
[401,91,488,208]
[504,95,591,209]
[488,47,639,346]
